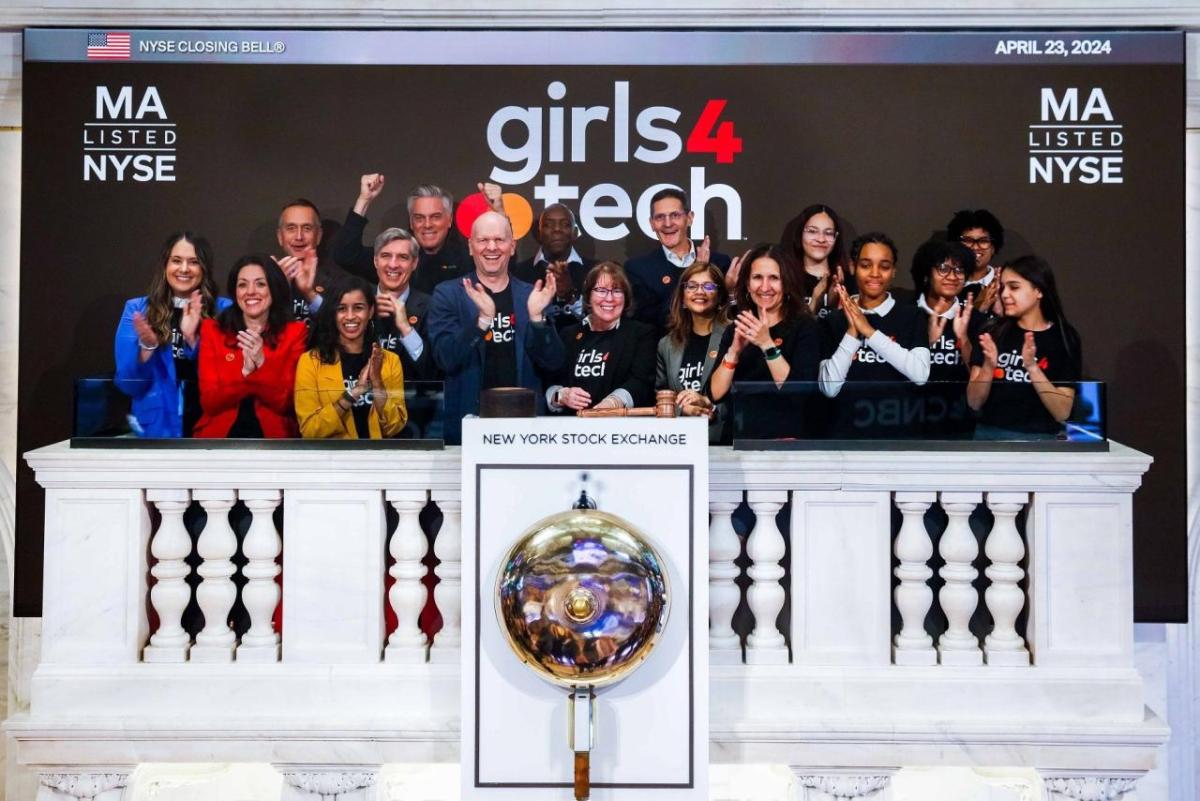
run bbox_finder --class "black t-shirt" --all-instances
[170,307,201,436]
[821,300,929,439]
[923,305,969,384]
[677,331,711,392]
[714,316,820,439]
[340,350,372,439]
[413,234,473,294]
[970,321,1082,434]
[567,327,622,403]
[482,286,518,390]
[821,301,928,382]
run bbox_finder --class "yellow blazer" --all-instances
[294,348,408,439]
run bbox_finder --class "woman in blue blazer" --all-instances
[114,232,229,437]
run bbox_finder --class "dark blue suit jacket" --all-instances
[625,246,732,334]
[427,272,565,444]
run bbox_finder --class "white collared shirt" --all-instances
[662,242,697,269]
[917,293,957,320]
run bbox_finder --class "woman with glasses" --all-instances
[911,239,979,381]
[656,261,730,441]
[780,204,852,318]
[546,261,657,415]
[910,239,979,437]
[710,244,820,439]
[967,255,1082,438]
[946,208,1005,311]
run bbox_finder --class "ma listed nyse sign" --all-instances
[83,86,177,182]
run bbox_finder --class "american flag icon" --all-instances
[86,32,132,60]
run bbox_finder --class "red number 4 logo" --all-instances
[686,99,743,164]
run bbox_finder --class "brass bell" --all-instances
[495,491,671,800]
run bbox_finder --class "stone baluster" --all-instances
[237,489,282,662]
[190,489,238,662]
[143,489,192,663]
[430,490,462,662]
[709,491,743,664]
[936,491,983,665]
[385,490,429,663]
[892,492,936,666]
[984,491,1030,666]
[745,490,789,665]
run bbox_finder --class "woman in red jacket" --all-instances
[194,254,308,438]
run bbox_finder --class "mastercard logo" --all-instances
[1038,357,1049,370]
[993,368,1005,379]
[484,331,493,342]
[454,191,534,240]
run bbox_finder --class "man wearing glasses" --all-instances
[625,187,731,335]
[427,210,563,444]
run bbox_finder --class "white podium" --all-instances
[460,417,709,800]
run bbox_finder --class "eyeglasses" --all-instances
[590,287,626,298]
[651,210,687,225]
[802,227,838,241]
[959,235,993,249]
[932,262,967,277]
[683,281,718,293]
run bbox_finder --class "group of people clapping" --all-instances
[112,176,1083,444]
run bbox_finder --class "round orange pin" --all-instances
[708,350,718,359]
[225,353,235,361]
[576,332,583,340]
[408,315,418,325]
[773,338,783,346]
[662,275,671,284]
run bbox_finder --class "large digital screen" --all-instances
[17,28,1186,619]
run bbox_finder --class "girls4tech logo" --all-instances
[486,80,744,241]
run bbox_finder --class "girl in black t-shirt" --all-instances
[967,256,1082,437]
[779,204,854,318]
[710,244,819,439]
[656,261,730,441]
[910,239,981,438]
[547,262,657,415]
[818,232,931,439]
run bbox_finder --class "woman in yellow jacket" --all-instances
[295,276,408,438]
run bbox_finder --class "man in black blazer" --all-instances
[624,187,731,336]
[512,203,595,333]
[371,227,436,381]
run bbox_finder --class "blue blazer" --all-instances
[428,273,564,444]
[114,296,232,438]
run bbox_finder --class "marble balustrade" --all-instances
[11,440,1166,801]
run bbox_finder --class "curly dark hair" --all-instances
[308,275,377,364]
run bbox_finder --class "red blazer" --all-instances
[194,319,309,439]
